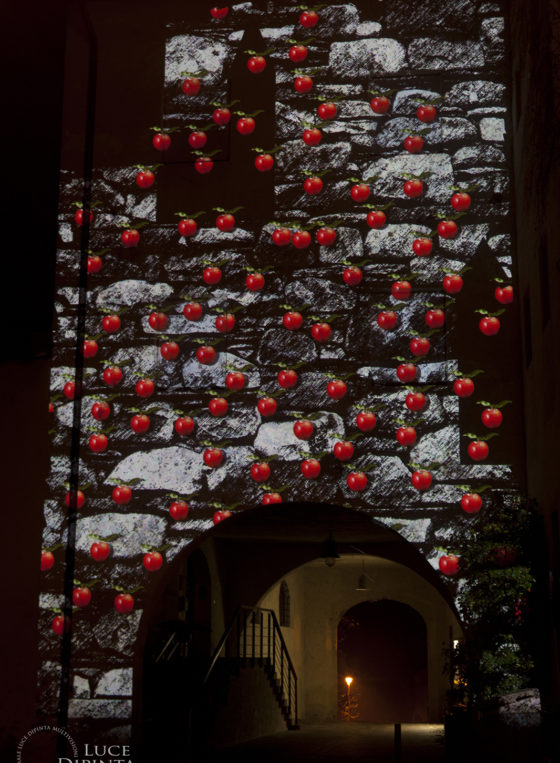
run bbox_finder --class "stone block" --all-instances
[105,447,205,494]
[408,39,484,70]
[329,39,407,79]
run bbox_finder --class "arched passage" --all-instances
[133,503,462,756]
[338,600,428,722]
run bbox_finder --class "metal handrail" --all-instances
[201,605,298,725]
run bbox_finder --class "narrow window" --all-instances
[279,580,291,628]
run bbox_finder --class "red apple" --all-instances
[411,469,432,490]
[251,462,271,482]
[213,510,232,524]
[183,302,203,320]
[333,441,354,461]
[262,493,282,504]
[468,440,489,461]
[481,407,503,428]
[121,228,140,247]
[417,104,436,123]
[209,397,228,417]
[295,75,313,93]
[272,227,292,246]
[41,550,55,571]
[203,448,223,467]
[143,551,163,571]
[248,55,266,73]
[343,266,362,286]
[161,341,180,360]
[311,322,331,341]
[289,45,307,63]
[115,593,134,613]
[89,433,108,453]
[136,379,155,398]
[63,381,76,400]
[425,309,445,328]
[103,366,123,386]
[210,7,229,19]
[237,117,256,135]
[175,416,195,435]
[479,316,500,336]
[366,210,386,228]
[181,77,200,95]
[351,183,370,202]
[112,485,132,505]
[255,153,274,171]
[136,169,155,189]
[152,132,171,151]
[169,500,189,520]
[377,311,397,330]
[397,363,417,383]
[461,493,482,514]
[216,213,235,232]
[438,220,458,239]
[304,176,323,195]
[278,369,298,388]
[404,179,423,198]
[392,281,411,299]
[316,227,336,245]
[453,378,474,397]
[196,346,216,365]
[188,131,207,149]
[102,314,121,334]
[451,192,471,211]
[83,339,98,359]
[413,237,432,256]
[284,311,303,330]
[410,337,430,356]
[396,426,417,446]
[356,411,376,431]
[73,587,92,607]
[292,231,311,249]
[246,273,265,290]
[443,274,463,294]
[52,615,71,635]
[131,414,150,433]
[347,471,367,491]
[212,108,231,125]
[404,135,423,153]
[300,9,318,27]
[257,397,277,417]
[370,95,390,114]
[327,379,347,399]
[439,554,459,575]
[301,458,321,478]
[495,285,513,304]
[216,313,235,333]
[195,157,214,174]
[318,102,337,120]
[90,541,110,561]
[203,266,222,284]
[406,392,426,412]
[303,128,321,146]
[149,311,168,330]
[294,419,314,440]
[226,371,245,390]
[88,254,102,273]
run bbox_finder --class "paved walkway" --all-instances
[207,723,445,762]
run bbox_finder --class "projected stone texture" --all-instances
[41,0,518,736]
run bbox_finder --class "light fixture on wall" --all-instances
[355,560,373,591]
[323,531,340,567]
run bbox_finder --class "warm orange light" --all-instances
[344,676,353,687]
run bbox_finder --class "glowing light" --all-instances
[344,676,353,687]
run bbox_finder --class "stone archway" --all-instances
[338,600,429,722]
[133,502,463,753]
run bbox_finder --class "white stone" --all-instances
[365,224,432,257]
[438,224,490,259]
[106,447,205,494]
[68,699,132,719]
[260,26,294,41]
[365,153,454,203]
[76,514,168,558]
[59,223,73,243]
[393,89,442,115]
[206,446,255,490]
[95,668,133,697]
[356,21,382,37]
[410,426,461,469]
[95,280,173,309]
[329,39,407,78]
[254,412,345,461]
[182,352,261,390]
[480,117,506,141]
[381,518,431,544]
[73,676,90,698]
[165,35,232,87]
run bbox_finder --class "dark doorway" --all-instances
[337,600,428,723]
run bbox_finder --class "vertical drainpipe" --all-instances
[56,1,98,755]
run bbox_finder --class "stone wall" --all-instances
[40,0,521,744]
